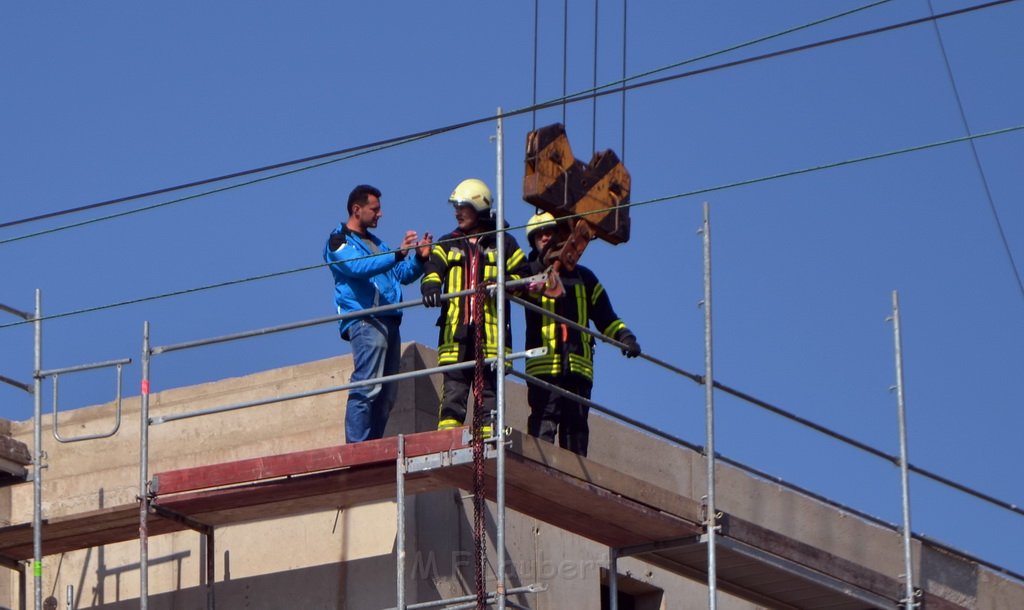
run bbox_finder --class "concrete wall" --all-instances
[0,343,1019,609]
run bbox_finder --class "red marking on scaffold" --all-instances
[141,380,150,396]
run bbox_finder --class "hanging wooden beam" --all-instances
[523,122,631,246]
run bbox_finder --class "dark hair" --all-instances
[347,184,382,216]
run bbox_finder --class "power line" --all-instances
[556,0,1018,109]
[926,0,1024,303]
[0,133,433,246]
[4,121,1020,330]
[586,0,895,99]
[1,0,992,237]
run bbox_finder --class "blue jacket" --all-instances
[324,224,425,339]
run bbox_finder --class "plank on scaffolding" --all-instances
[433,429,703,548]
[510,430,705,523]
[0,505,188,562]
[155,464,445,526]
[475,431,930,610]
[152,427,470,496]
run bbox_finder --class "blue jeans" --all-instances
[345,316,402,443]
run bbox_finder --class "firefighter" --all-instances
[523,212,641,456]
[421,178,530,434]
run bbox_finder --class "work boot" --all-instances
[437,418,463,431]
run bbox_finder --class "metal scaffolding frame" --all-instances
[0,241,1011,609]
[0,291,132,610]
[135,276,543,610]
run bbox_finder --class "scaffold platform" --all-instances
[0,428,964,609]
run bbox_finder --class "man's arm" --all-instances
[584,268,641,357]
[323,231,397,280]
[395,231,432,285]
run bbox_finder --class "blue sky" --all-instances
[2,1,1022,577]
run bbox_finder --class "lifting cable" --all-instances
[531,0,539,133]
[2,120,1021,332]
[562,0,569,127]
[592,0,599,156]
[4,0,967,238]
[621,0,628,161]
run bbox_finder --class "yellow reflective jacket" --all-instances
[523,255,628,382]
[421,228,529,365]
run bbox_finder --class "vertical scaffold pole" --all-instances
[890,290,916,608]
[701,203,718,610]
[608,547,619,610]
[494,106,509,610]
[32,289,42,610]
[139,321,151,610]
[396,434,406,609]
[205,528,215,610]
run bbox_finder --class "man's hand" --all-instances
[395,230,419,260]
[618,331,641,358]
[422,284,442,308]
[416,232,433,260]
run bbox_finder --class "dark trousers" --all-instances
[439,364,497,428]
[527,376,593,456]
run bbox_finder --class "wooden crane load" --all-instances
[522,123,631,294]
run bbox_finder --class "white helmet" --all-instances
[449,178,492,212]
[526,211,557,243]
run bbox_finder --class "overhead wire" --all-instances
[4,120,1021,331]
[926,0,1024,303]
[554,0,1019,109]
[585,0,897,100]
[0,132,435,246]
[1,0,944,237]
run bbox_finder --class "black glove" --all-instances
[422,285,442,308]
[618,331,641,358]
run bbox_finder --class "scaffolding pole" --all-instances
[397,434,407,609]
[139,321,151,610]
[608,547,619,610]
[494,105,509,610]
[701,203,718,610]
[32,290,42,610]
[890,290,917,608]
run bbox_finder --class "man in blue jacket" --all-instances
[324,184,432,443]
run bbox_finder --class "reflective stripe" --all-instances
[604,319,626,338]
[591,282,605,305]
[506,248,525,272]
[438,418,462,430]
[575,284,591,363]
